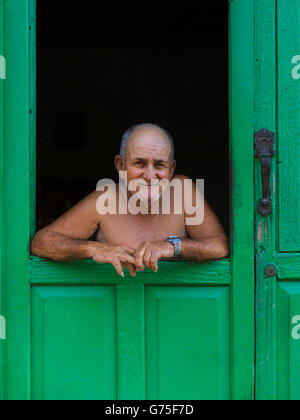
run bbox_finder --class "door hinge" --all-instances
[254,128,275,217]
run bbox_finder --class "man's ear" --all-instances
[170,160,176,179]
[115,155,125,172]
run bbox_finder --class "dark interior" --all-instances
[36,1,230,237]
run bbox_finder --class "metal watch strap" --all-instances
[166,236,181,257]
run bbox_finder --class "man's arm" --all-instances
[180,234,229,262]
[31,191,137,277]
[181,186,229,262]
[134,176,229,270]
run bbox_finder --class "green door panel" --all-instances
[255,0,300,401]
[277,283,300,400]
[145,287,230,400]
[32,287,117,400]
[1,0,255,400]
[277,0,300,252]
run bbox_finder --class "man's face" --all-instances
[116,127,176,203]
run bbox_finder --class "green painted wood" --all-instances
[32,286,117,400]
[2,0,31,400]
[30,257,231,286]
[0,0,256,400]
[276,283,290,401]
[0,0,4,401]
[277,283,300,400]
[278,0,300,252]
[255,0,300,401]
[277,256,300,281]
[27,0,255,400]
[117,284,145,400]
[253,0,277,400]
[229,0,255,400]
[30,0,36,239]
[145,286,230,400]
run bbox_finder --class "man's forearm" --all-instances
[31,230,96,261]
[180,235,229,262]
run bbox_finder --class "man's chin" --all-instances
[137,187,161,202]
[135,193,161,213]
[150,194,161,203]
[137,195,160,204]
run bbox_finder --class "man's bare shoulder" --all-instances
[35,189,107,240]
[74,189,104,211]
[84,189,109,219]
[171,175,201,197]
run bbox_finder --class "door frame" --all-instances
[0,0,32,400]
[229,0,255,399]
[0,0,255,400]
[254,0,277,400]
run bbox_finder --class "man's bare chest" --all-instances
[96,213,187,248]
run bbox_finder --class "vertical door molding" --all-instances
[30,0,36,239]
[2,0,31,399]
[117,284,146,400]
[229,0,255,400]
[254,0,277,400]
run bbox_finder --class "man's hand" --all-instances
[134,241,175,272]
[91,243,137,277]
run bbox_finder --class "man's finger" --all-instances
[127,263,137,277]
[121,262,136,277]
[122,246,137,255]
[112,258,124,277]
[135,243,147,271]
[143,245,152,270]
[150,250,159,272]
[118,252,136,266]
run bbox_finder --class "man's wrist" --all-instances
[166,236,181,257]
[165,241,176,257]
[179,239,188,258]
[85,241,101,259]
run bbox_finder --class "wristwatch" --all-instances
[166,236,181,257]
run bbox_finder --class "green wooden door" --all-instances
[0,0,255,400]
[255,0,300,401]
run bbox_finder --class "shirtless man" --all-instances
[31,123,229,277]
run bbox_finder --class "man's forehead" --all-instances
[127,127,171,156]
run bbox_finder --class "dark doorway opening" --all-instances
[36,1,229,237]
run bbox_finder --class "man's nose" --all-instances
[143,165,157,182]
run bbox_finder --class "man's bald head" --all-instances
[120,123,175,162]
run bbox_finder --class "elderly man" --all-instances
[31,123,229,277]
